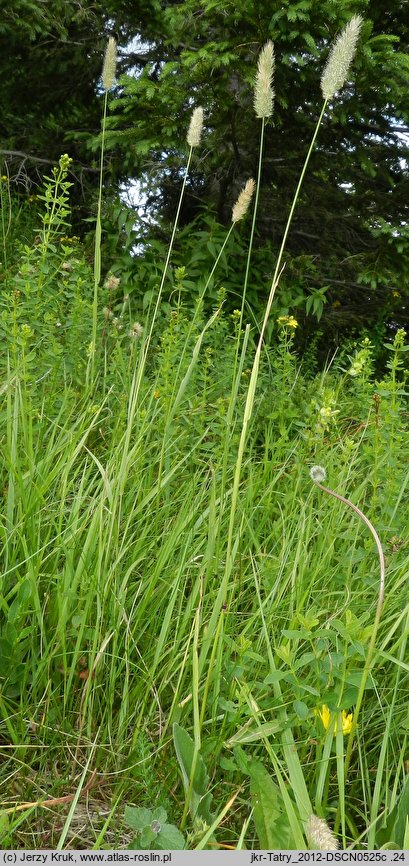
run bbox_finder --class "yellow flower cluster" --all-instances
[60,236,80,245]
[317,704,353,735]
[277,315,298,329]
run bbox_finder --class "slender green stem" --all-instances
[240,116,266,327]
[259,100,327,344]
[144,148,193,348]
[113,148,195,534]
[180,575,203,831]
[91,90,108,385]
[199,100,328,673]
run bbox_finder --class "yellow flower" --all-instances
[277,315,298,329]
[392,290,401,299]
[341,710,353,735]
[317,705,353,735]
[153,389,160,399]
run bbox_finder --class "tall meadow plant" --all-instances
[200,16,364,658]
[91,36,117,384]
[191,14,365,840]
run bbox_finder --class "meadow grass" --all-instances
[0,19,408,851]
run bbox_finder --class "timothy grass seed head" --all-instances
[187,107,204,148]
[232,178,256,223]
[102,36,117,91]
[306,815,338,851]
[321,15,363,101]
[254,40,275,118]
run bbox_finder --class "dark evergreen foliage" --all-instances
[1,0,408,343]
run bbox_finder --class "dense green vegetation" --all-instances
[0,11,408,853]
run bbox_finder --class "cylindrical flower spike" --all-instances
[232,178,256,223]
[254,40,275,118]
[306,815,338,851]
[187,107,204,148]
[321,15,363,100]
[102,36,117,92]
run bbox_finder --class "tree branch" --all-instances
[0,149,99,174]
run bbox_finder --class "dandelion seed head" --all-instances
[232,178,256,223]
[306,815,338,851]
[104,274,120,291]
[102,37,117,92]
[129,322,143,340]
[321,15,363,101]
[310,465,326,484]
[187,107,204,148]
[254,41,275,118]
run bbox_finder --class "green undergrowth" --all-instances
[0,192,407,848]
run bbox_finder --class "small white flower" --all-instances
[310,465,327,484]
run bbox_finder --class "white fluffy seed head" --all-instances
[254,40,275,118]
[130,322,143,339]
[232,178,256,223]
[321,15,363,100]
[310,465,327,484]
[187,107,204,148]
[102,37,117,92]
[306,815,339,851]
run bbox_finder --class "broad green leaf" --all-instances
[138,826,156,849]
[249,761,293,849]
[0,811,9,841]
[156,823,185,849]
[390,776,409,849]
[293,700,310,720]
[151,807,168,825]
[124,806,152,831]
[403,817,409,850]
[173,723,212,822]
[376,776,409,849]
[173,723,208,797]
